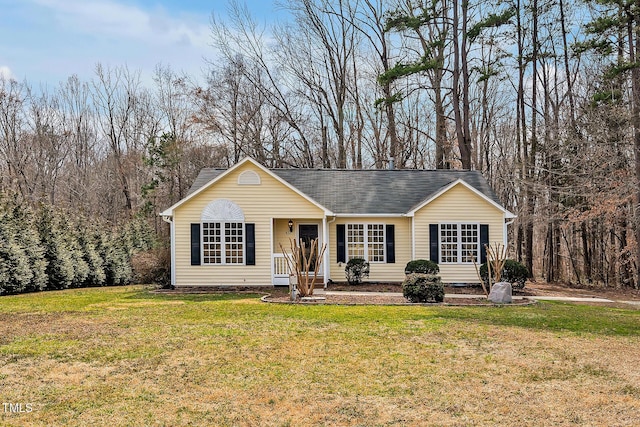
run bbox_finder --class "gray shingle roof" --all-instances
[188,168,503,214]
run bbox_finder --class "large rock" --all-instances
[488,282,513,303]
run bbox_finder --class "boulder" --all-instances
[488,282,513,304]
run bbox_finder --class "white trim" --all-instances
[325,216,336,283]
[168,217,176,286]
[407,179,516,219]
[504,217,516,248]
[333,213,406,218]
[270,218,275,285]
[323,216,330,286]
[503,220,508,248]
[160,157,333,217]
[411,216,415,260]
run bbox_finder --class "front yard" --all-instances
[1,285,639,426]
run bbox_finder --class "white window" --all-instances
[440,223,479,264]
[347,223,385,263]
[347,224,365,259]
[202,222,222,264]
[224,222,244,264]
[202,222,244,265]
[367,224,385,262]
[201,199,246,266]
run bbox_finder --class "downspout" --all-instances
[410,215,415,260]
[161,214,176,287]
[504,217,516,247]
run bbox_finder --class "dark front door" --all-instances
[298,224,319,272]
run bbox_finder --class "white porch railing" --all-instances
[272,253,292,286]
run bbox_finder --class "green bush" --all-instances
[479,259,529,290]
[404,259,439,275]
[345,258,370,285]
[403,274,445,303]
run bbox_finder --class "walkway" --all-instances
[321,290,619,304]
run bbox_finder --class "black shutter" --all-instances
[429,224,439,263]
[337,224,346,263]
[480,224,489,264]
[190,223,201,266]
[245,223,255,265]
[385,224,395,263]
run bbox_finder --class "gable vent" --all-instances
[238,170,261,185]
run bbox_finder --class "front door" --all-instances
[298,224,319,272]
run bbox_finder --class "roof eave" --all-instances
[332,213,407,217]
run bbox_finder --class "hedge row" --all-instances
[0,195,155,295]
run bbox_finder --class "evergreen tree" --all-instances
[0,220,33,294]
[76,220,106,287]
[57,215,90,288]
[37,204,75,290]
[3,196,47,292]
[96,229,132,286]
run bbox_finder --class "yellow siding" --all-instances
[173,163,324,286]
[328,217,412,283]
[273,219,324,253]
[413,183,505,283]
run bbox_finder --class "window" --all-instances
[202,222,244,265]
[367,224,385,262]
[202,223,222,264]
[201,199,245,265]
[347,223,385,262]
[439,223,479,264]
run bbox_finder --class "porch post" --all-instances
[270,217,274,286]
[323,216,329,286]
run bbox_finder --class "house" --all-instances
[159,157,516,288]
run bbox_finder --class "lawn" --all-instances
[1,286,639,426]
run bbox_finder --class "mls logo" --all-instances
[3,403,33,413]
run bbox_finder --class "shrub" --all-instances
[131,247,171,287]
[345,258,370,285]
[405,259,439,275]
[479,259,529,290]
[403,274,445,303]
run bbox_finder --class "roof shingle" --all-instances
[188,167,503,215]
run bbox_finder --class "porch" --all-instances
[271,218,328,287]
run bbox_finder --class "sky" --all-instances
[0,0,283,87]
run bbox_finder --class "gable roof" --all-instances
[161,157,331,216]
[178,159,513,217]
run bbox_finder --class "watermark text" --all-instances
[3,403,33,413]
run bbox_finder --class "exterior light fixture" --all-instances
[288,219,294,232]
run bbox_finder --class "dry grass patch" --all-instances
[0,286,639,426]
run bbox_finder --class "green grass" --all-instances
[1,286,639,426]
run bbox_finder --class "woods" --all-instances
[0,0,638,288]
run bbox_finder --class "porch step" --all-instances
[296,277,325,289]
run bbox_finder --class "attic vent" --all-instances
[238,170,261,185]
[201,199,245,222]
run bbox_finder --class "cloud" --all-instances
[31,0,210,48]
[0,65,14,80]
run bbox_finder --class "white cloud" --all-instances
[31,0,210,48]
[0,65,14,80]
